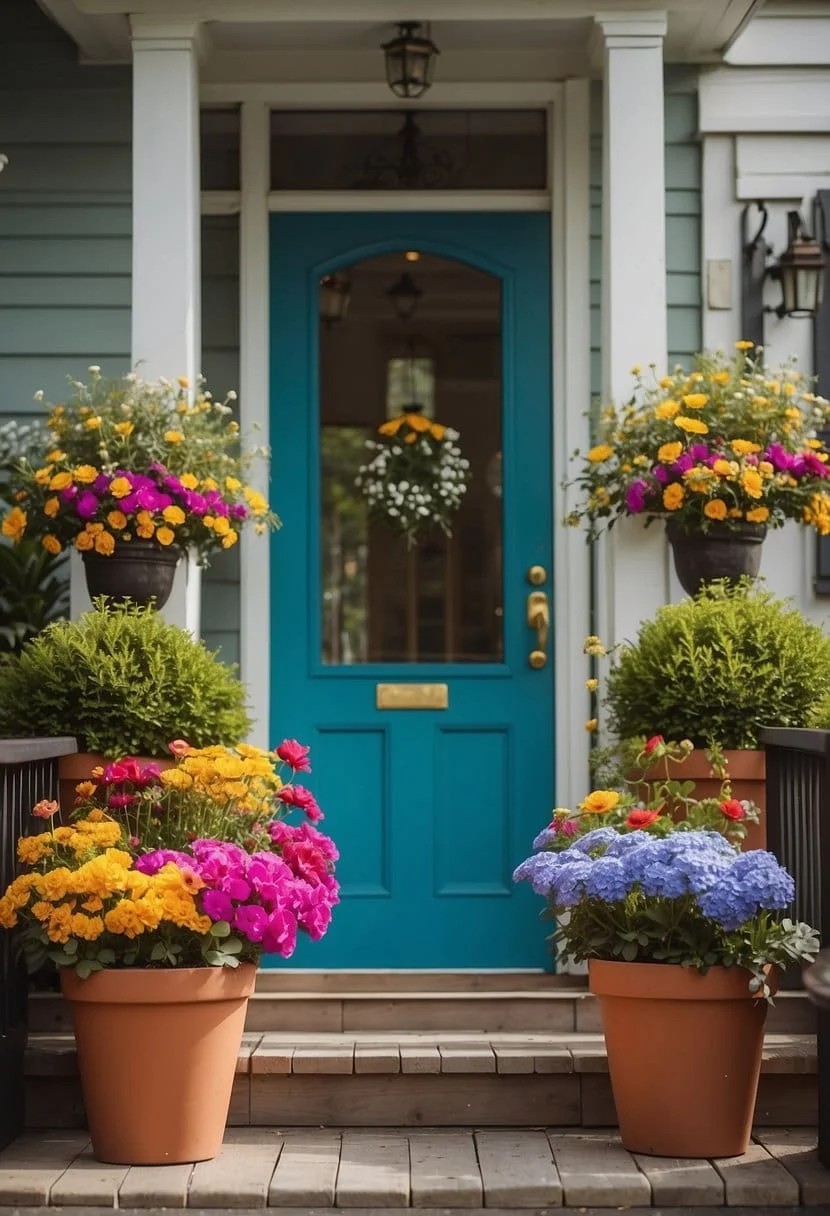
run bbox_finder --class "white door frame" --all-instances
[202,80,592,810]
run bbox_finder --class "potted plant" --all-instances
[566,343,830,592]
[514,801,818,1158]
[0,368,279,608]
[598,582,830,847]
[0,601,250,810]
[0,738,338,1165]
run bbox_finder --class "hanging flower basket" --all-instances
[666,519,766,595]
[82,539,182,609]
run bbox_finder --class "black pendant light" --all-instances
[382,22,439,100]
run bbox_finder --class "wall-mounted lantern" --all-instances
[741,201,827,347]
[319,273,351,327]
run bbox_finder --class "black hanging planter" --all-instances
[666,519,767,596]
[82,540,182,610]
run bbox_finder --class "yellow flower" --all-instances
[704,498,728,521]
[74,532,94,552]
[84,416,102,430]
[31,901,54,922]
[759,461,774,477]
[662,483,685,511]
[1,507,27,542]
[730,440,760,456]
[74,781,97,799]
[156,526,175,547]
[109,476,132,499]
[71,913,104,941]
[160,768,194,790]
[586,444,613,463]
[406,413,431,433]
[162,505,186,526]
[674,416,709,435]
[164,430,185,444]
[180,472,199,490]
[34,467,53,486]
[211,516,229,536]
[107,510,127,530]
[585,718,598,733]
[114,421,134,436]
[746,506,770,523]
[48,471,73,491]
[74,465,98,484]
[785,407,802,422]
[735,340,755,350]
[43,496,61,518]
[225,476,241,493]
[713,459,737,478]
[630,364,642,375]
[682,393,709,409]
[583,635,606,657]
[741,469,763,499]
[94,531,115,556]
[243,487,268,516]
[429,423,446,441]
[657,441,683,463]
[585,678,599,692]
[222,530,238,549]
[579,790,620,814]
[712,372,730,385]
[42,534,62,555]
[46,450,66,463]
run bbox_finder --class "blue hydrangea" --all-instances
[532,825,557,850]
[551,857,592,907]
[584,857,632,902]
[697,850,795,931]
[569,827,619,854]
[512,851,560,897]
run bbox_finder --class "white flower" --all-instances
[227,390,238,401]
[87,365,101,375]
[33,389,44,402]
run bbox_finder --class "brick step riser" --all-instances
[27,992,817,1036]
[24,1071,816,1131]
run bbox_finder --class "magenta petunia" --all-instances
[75,490,100,520]
[277,739,312,773]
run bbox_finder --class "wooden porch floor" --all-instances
[1,1127,829,1209]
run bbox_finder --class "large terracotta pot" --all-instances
[589,958,771,1158]
[82,539,182,610]
[57,752,174,816]
[643,748,766,850]
[666,519,766,596]
[61,964,256,1164]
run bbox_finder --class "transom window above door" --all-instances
[269,110,547,191]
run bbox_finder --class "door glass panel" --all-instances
[320,252,502,665]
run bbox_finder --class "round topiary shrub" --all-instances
[0,601,250,756]
[605,581,830,750]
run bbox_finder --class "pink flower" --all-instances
[32,799,59,820]
[168,739,191,757]
[643,734,665,756]
[107,793,137,810]
[201,890,235,922]
[233,904,269,942]
[276,739,312,773]
[277,783,323,822]
[103,757,160,787]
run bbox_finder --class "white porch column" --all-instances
[125,17,202,632]
[594,12,670,649]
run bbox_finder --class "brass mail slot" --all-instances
[376,683,449,710]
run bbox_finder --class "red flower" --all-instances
[626,808,661,829]
[277,738,312,773]
[32,799,59,820]
[720,799,746,821]
[278,783,324,822]
[643,735,665,756]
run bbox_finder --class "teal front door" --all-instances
[270,212,554,967]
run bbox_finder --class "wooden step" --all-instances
[26,972,817,1034]
[3,1126,829,1209]
[23,1030,818,1131]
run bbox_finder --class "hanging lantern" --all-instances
[386,272,422,322]
[319,273,351,327]
[382,22,440,100]
[775,211,826,318]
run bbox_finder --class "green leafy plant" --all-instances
[0,601,250,756]
[604,581,830,749]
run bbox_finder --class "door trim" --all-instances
[237,84,592,813]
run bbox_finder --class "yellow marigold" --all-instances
[585,718,598,733]
[180,472,199,490]
[104,901,146,939]
[654,400,680,421]
[785,407,802,421]
[806,439,823,450]
[783,383,797,397]
[31,901,54,922]
[46,905,73,944]
[109,476,132,499]
[126,872,150,899]
[213,516,231,536]
[42,535,62,555]
[114,420,134,436]
[5,874,36,909]
[586,678,599,692]
[406,413,431,433]
[222,530,238,549]
[107,510,127,530]
[85,521,103,534]
[682,393,709,409]
[34,467,53,486]
[84,416,102,430]
[94,531,115,556]
[1,507,27,543]
[735,340,754,350]
[35,868,71,902]
[746,506,770,523]
[71,913,104,941]
[162,505,186,525]
[244,487,268,515]
[759,461,774,477]
[46,449,66,463]
[0,895,17,929]
[81,895,104,912]
[659,376,674,389]
[164,430,185,444]
[156,526,176,547]
[741,469,763,499]
[753,396,769,407]
[713,459,737,478]
[579,790,620,814]
[136,521,155,539]
[74,465,98,484]
[704,498,728,521]
[48,472,73,491]
[43,496,60,518]
[17,836,52,865]
[712,372,730,385]
[586,444,613,463]
[657,441,683,463]
[674,416,709,435]
[662,483,685,511]
[160,768,193,790]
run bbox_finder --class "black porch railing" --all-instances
[0,737,76,1151]
[759,727,830,1166]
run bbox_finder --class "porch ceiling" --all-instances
[37,0,764,74]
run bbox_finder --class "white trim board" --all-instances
[267,191,550,213]
[698,68,830,134]
[201,81,560,106]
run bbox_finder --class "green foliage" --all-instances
[604,581,830,749]
[0,538,68,653]
[0,601,250,755]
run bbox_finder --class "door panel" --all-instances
[270,212,553,967]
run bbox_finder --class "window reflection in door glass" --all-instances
[320,252,502,665]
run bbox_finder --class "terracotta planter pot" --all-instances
[57,752,174,816]
[61,964,256,1164]
[642,748,766,850]
[589,958,771,1158]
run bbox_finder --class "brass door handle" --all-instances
[527,589,549,669]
